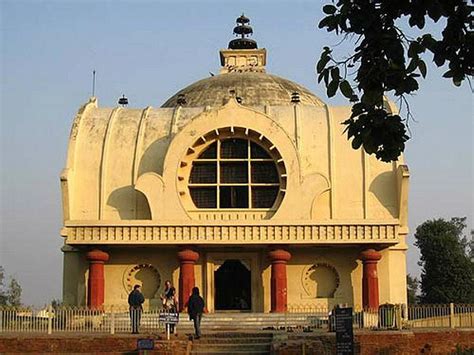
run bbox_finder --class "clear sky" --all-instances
[1,0,472,306]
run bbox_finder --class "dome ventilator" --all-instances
[291,92,301,104]
[118,94,129,107]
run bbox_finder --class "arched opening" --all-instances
[306,264,339,298]
[177,127,288,220]
[214,260,251,311]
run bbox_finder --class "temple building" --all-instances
[60,16,409,312]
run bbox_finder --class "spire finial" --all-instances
[228,14,258,50]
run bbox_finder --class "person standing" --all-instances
[162,283,179,335]
[160,280,172,304]
[128,284,145,334]
[187,287,205,339]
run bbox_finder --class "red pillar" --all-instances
[177,248,199,312]
[86,249,109,309]
[360,249,382,310]
[268,249,291,313]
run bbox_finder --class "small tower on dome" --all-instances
[220,14,267,74]
[228,14,257,50]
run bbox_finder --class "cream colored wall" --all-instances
[70,106,113,220]
[62,98,404,225]
[102,248,179,308]
[62,247,87,306]
[64,245,407,309]
[286,247,361,309]
[62,95,409,309]
[378,244,408,305]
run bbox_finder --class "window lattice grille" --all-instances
[189,138,282,209]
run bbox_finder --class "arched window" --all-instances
[189,138,281,209]
[177,127,287,219]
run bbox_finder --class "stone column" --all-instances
[177,248,199,311]
[360,249,382,310]
[268,249,291,312]
[86,249,109,309]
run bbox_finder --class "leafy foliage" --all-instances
[406,274,419,305]
[51,299,64,309]
[318,0,473,161]
[0,267,6,306]
[0,266,22,306]
[414,217,474,304]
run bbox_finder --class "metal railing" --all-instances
[287,303,474,330]
[0,305,170,334]
[0,303,472,334]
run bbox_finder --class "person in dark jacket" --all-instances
[128,284,145,334]
[187,287,205,338]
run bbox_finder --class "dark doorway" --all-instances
[214,260,251,311]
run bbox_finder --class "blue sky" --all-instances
[1,1,472,305]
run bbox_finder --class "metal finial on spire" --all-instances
[228,14,258,50]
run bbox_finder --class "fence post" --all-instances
[395,304,402,330]
[110,306,115,335]
[47,305,53,335]
[449,303,455,329]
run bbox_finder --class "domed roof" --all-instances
[161,72,324,108]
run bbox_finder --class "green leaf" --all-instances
[351,135,363,149]
[418,60,427,78]
[331,67,340,81]
[317,54,330,73]
[318,16,335,30]
[350,103,365,118]
[408,41,424,58]
[322,5,337,15]
[443,70,453,78]
[317,71,325,83]
[340,80,353,99]
[327,79,339,98]
[406,58,418,73]
[323,70,330,86]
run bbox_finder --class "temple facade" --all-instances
[60,16,409,312]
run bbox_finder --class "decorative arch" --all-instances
[302,262,340,298]
[146,98,303,221]
[123,264,161,299]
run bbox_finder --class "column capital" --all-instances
[86,249,109,263]
[268,249,291,263]
[360,249,381,263]
[177,248,199,263]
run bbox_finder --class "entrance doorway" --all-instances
[214,260,251,311]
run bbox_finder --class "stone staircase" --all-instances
[154,312,326,331]
[189,332,273,355]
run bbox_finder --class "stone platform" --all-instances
[1,329,473,354]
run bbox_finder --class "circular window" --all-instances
[178,127,286,218]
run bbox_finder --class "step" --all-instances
[191,345,271,354]
[194,337,273,344]
[192,343,271,350]
[190,352,270,355]
[188,333,274,339]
